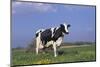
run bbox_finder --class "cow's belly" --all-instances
[45,40,54,47]
[39,44,44,49]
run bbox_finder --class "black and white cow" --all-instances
[35,23,70,57]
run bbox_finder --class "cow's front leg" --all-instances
[53,42,57,57]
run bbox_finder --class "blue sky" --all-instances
[12,1,96,48]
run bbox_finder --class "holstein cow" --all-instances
[35,23,70,57]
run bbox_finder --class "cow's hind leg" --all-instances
[36,39,39,54]
[36,37,39,55]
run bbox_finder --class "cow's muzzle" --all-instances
[66,32,69,34]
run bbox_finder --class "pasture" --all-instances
[12,44,96,66]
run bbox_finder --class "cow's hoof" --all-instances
[54,55,57,57]
[58,51,64,55]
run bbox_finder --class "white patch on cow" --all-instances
[63,23,68,33]
[37,33,44,49]
[36,31,43,54]
[45,40,54,47]
[36,33,40,54]
[56,37,63,46]
[51,28,55,37]
[56,27,59,30]
[36,29,45,33]
[39,42,44,49]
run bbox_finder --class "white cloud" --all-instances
[12,2,56,14]
[32,3,56,12]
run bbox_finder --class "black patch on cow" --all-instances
[52,26,64,41]
[36,33,39,37]
[39,24,70,46]
[60,24,67,34]
[53,27,56,34]
[67,24,71,29]
[41,28,52,45]
[36,30,43,37]
[40,25,66,45]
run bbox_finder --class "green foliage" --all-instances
[12,45,96,66]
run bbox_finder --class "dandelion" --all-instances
[36,59,51,64]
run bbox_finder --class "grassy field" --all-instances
[12,44,96,66]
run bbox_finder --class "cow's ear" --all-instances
[67,24,71,28]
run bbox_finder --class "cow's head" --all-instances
[60,23,70,34]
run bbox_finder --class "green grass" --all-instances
[12,45,96,66]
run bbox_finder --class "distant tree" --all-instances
[15,46,23,49]
[26,38,36,53]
